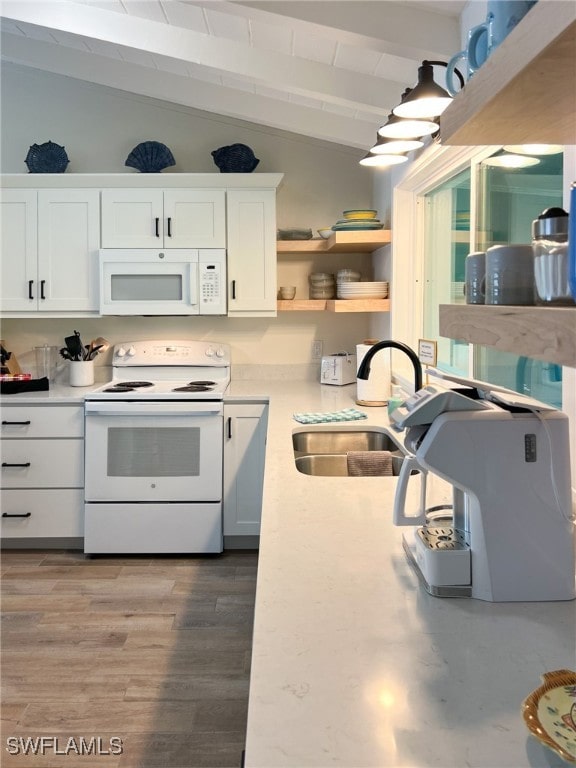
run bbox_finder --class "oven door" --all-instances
[84,401,223,502]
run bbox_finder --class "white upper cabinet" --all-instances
[101,189,226,248]
[1,190,37,312]
[38,190,100,312]
[226,189,277,317]
[1,189,99,313]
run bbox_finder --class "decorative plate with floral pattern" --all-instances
[522,669,576,763]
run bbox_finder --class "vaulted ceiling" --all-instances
[0,0,465,149]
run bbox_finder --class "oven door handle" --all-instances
[84,402,223,417]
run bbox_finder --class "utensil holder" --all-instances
[69,360,94,387]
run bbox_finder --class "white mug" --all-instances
[69,360,95,387]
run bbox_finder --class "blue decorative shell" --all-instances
[211,143,259,173]
[25,141,69,174]
[125,141,176,173]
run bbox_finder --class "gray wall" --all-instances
[1,63,391,374]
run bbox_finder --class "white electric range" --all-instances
[84,340,231,555]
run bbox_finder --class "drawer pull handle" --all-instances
[227,416,232,439]
[2,462,31,468]
[2,421,31,425]
[167,217,172,237]
[155,217,160,238]
[40,279,46,300]
[28,280,34,300]
[231,280,236,300]
[2,512,31,518]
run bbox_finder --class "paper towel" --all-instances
[356,343,391,405]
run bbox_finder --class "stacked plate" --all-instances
[332,209,383,232]
[337,281,389,300]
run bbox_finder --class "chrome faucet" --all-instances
[357,340,423,393]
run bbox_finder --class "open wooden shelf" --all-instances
[278,299,390,313]
[440,2,576,145]
[439,304,576,367]
[277,230,391,254]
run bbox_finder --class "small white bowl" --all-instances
[317,228,333,239]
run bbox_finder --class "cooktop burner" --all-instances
[188,380,216,386]
[102,381,155,393]
[121,381,154,388]
[172,384,214,392]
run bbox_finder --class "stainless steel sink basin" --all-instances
[292,427,407,477]
[293,428,399,457]
[295,453,405,477]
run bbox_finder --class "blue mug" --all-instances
[484,0,538,51]
[446,24,489,96]
[446,0,537,95]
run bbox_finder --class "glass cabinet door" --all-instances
[474,149,564,406]
[423,167,470,376]
[422,148,563,407]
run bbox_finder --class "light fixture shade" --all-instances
[370,135,423,154]
[503,144,563,155]
[393,61,452,119]
[359,152,409,167]
[378,113,438,139]
[483,154,540,168]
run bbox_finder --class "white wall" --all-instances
[1,63,387,376]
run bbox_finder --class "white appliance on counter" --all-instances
[84,340,231,554]
[390,374,576,602]
[99,249,226,315]
[320,352,357,385]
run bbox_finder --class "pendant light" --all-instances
[359,152,409,167]
[377,113,439,139]
[503,145,563,155]
[370,134,424,154]
[393,61,464,119]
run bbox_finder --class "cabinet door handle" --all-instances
[40,280,46,300]
[231,280,236,300]
[28,280,34,300]
[227,416,232,439]
[155,217,160,238]
[167,217,172,238]
[2,420,31,425]
[2,462,31,468]
[2,512,31,518]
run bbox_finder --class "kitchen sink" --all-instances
[293,428,401,457]
[292,427,407,477]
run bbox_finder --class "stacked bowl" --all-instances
[332,210,383,232]
[309,272,335,299]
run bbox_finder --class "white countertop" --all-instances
[3,378,574,766]
[233,381,575,768]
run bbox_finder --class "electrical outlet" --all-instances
[311,340,323,359]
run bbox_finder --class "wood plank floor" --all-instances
[1,550,258,768]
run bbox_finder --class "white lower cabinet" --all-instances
[223,402,268,539]
[0,405,84,545]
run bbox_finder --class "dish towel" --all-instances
[347,450,394,477]
[293,408,368,424]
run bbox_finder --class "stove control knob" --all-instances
[205,346,215,357]
[116,347,127,358]
[216,347,225,358]
[127,346,136,357]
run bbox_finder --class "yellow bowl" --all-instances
[343,209,377,220]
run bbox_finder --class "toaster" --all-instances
[320,353,357,386]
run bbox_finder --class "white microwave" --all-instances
[99,249,226,315]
